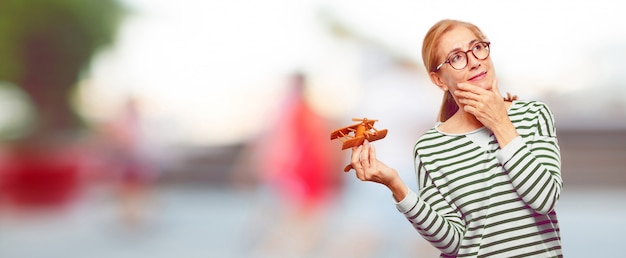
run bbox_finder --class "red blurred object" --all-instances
[0,148,81,208]
[258,73,343,211]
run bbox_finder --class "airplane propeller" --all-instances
[352,117,378,122]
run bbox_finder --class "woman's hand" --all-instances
[454,79,518,146]
[349,140,407,201]
[454,79,507,129]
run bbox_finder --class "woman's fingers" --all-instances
[457,83,487,96]
[346,141,394,185]
[348,140,374,181]
[350,145,361,167]
[354,141,370,181]
[490,79,502,98]
[360,140,370,168]
[368,141,376,165]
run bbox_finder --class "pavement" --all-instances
[1,129,625,258]
[0,183,625,258]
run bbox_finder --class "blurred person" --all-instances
[259,72,342,211]
[234,72,343,256]
[347,19,563,257]
[103,96,158,230]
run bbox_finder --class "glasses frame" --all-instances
[434,41,491,72]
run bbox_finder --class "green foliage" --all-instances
[0,0,124,140]
[0,0,123,83]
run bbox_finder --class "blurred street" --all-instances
[1,1,625,258]
[1,130,625,258]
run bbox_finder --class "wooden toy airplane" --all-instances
[330,118,388,172]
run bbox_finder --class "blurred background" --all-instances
[0,0,624,257]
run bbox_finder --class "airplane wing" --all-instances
[365,128,388,142]
[329,123,359,140]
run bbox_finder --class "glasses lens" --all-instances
[449,52,467,70]
[473,42,490,60]
[443,42,490,70]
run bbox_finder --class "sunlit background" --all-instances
[78,0,626,146]
[1,0,625,257]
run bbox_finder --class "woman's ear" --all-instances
[429,72,449,91]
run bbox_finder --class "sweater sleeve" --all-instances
[395,158,466,256]
[496,102,562,214]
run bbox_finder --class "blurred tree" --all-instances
[0,0,123,143]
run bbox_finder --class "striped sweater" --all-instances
[396,100,563,257]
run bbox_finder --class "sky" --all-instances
[75,0,626,146]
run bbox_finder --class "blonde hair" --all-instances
[422,19,488,122]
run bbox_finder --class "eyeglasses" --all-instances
[434,41,491,72]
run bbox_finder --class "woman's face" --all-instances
[433,26,495,92]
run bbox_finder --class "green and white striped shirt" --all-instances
[397,100,563,257]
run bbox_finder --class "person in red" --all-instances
[238,72,343,256]
[260,72,341,213]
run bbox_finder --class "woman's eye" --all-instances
[450,53,463,63]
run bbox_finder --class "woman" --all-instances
[349,19,563,257]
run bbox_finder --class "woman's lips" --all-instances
[468,71,486,81]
